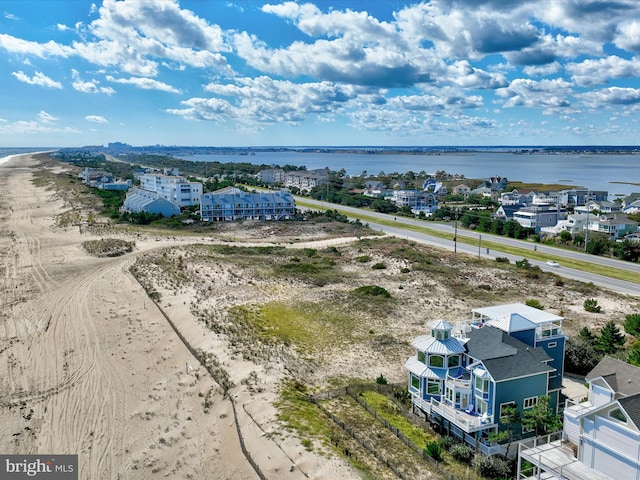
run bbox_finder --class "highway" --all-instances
[299,197,640,297]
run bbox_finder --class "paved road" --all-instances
[301,197,640,297]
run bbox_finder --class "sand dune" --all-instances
[0,154,356,479]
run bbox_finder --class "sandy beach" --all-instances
[0,154,357,480]
[2,153,636,480]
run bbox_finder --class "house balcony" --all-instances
[430,398,496,433]
[445,374,471,391]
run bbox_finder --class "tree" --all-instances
[624,313,640,337]
[628,342,640,367]
[559,230,572,243]
[578,326,597,344]
[521,395,562,436]
[583,298,601,313]
[597,321,626,354]
[565,338,601,375]
[489,402,521,444]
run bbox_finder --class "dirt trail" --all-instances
[0,156,260,479]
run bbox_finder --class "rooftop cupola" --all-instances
[430,319,453,340]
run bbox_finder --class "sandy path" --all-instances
[0,155,259,479]
[0,154,363,480]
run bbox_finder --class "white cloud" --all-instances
[580,87,640,108]
[71,69,115,94]
[11,70,62,89]
[566,56,640,87]
[37,111,59,124]
[105,75,181,94]
[85,115,108,123]
[0,33,73,58]
[496,77,574,111]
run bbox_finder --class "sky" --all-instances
[1,0,640,147]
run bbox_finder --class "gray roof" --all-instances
[586,357,640,396]
[411,335,466,355]
[618,393,640,429]
[467,326,554,382]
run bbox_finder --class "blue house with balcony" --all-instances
[405,303,565,455]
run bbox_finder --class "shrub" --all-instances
[450,444,475,463]
[515,258,532,269]
[424,441,442,462]
[400,267,411,273]
[353,285,391,298]
[375,374,388,385]
[525,299,544,310]
[624,313,640,337]
[355,255,371,263]
[472,454,511,479]
[495,257,510,263]
[371,262,387,270]
[438,436,455,451]
[584,298,601,313]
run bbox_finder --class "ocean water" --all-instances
[178,151,640,198]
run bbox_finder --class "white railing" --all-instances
[430,398,494,432]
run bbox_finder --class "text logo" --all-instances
[0,455,77,479]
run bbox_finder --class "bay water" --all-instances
[179,151,640,199]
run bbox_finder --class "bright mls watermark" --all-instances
[0,455,77,479]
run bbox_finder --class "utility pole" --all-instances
[585,190,590,252]
[454,210,458,254]
[478,234,481,259]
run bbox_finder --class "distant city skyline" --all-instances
[1,1,640,147]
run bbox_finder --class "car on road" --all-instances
[546,260,560,267]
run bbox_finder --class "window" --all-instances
[448,355,460,367]
[429,355,444,368]
[417,351,426,364]
[547,342,557,348]
[411,374,420,390]
[610,408,627,423]
[500,402,516,419]
[475,377,489,392]
[435,329,450,340]
[427,379,441,395]
[524,396,538,409]
[446,388,453,402]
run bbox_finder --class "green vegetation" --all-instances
[353,285,391,298]
[624,313,640,337]
[296,199,640,285]
[583,298,602,313]
[521,395,562,436]
[525,298,544,310]
[596,321,626,354]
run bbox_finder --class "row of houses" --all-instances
[257,168,329,191]
[121,168,295,221]
[406,303,640,480]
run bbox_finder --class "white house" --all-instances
[519,357,640,480]
[284,169,329,191]
[587,213,639,239]
[512,204,568,233]
[257,168,287,185]
[540,212,588,237]
[139,171,202,208]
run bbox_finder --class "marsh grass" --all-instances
[229,300,361,352]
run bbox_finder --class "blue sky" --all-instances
[1,0,640,147]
